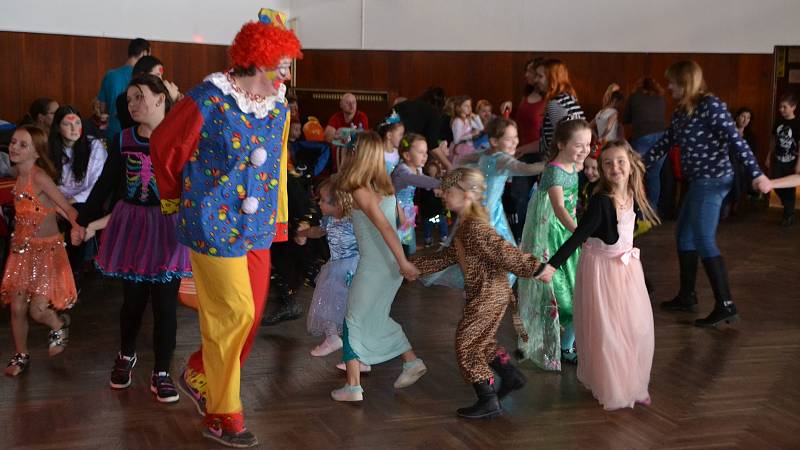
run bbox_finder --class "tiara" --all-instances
[380,109,402,128]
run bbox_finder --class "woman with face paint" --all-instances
[48,106,108,290]
[150,9,301,447]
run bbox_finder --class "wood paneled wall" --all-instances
[0,31,228,125]
[296,50,775,161]
[0,31,774,161]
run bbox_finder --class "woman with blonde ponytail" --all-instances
[536,141,658,411]
[411,168,540,420]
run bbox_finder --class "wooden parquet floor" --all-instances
[1,207,799,449]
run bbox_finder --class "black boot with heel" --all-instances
[695,256,740,327]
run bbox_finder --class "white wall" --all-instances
[0,0,290,45]
[2,0,800,53]
[295,0,800,53]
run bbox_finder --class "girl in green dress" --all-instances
[518,119,592,370]
[330,131,427,402]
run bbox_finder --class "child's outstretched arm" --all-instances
[353,188,419,280]
[771,174,800,189]
[537,194,604,282]
[470,220,538,277]
[296,225,327,239]
[34,170,79,227]
[548,185,577,232]
[496,153,544,176]
[409,244,457,276]
[84,214,111,242]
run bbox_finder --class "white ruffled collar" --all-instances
[205,72,286,119]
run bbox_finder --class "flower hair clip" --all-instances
[400,136,410,148]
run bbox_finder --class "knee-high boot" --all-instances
[695,256,740,327]
[661,250,699,312]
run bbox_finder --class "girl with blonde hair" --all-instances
[331,131,427,402]
[536,140,659,410]
[411,168,539,419]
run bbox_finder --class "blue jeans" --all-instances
[633,132,665,209]
[675,176,733,258]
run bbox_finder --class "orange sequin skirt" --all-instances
[1,234,77,310]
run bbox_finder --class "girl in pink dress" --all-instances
[536,140,660,410]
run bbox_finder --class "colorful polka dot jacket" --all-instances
[151,80,289,257]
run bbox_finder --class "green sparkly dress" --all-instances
[517,162,580,371]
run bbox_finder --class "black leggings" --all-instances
[119,279,180,372]
[773,160,797,218]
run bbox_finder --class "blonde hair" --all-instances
[596,140,660,225]
[443,167,489,223]
[336,131,394,196]
[665,60,708,115]
[318,175,354,217]
[601,83,620,108]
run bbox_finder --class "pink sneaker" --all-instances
[310,335,343,357]
[336,361,372,373]
[636,397,652,406]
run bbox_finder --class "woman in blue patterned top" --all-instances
[644,61,771,327]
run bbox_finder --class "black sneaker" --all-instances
[150,371,180,403]
[109,353,137,389]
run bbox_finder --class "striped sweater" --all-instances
[539,93,585,156]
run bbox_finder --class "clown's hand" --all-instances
[161,198,180,215]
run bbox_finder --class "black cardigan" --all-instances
[547,194,639,269]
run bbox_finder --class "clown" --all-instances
[151,9,301,448]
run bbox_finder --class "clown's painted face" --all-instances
[259,58,293,96]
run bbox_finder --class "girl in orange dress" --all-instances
[2,125,82,377]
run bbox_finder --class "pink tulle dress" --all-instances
[573,205,654,410]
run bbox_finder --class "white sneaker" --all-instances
[394,359,427,388]
[310,335,343,357]
[336,361,372,372]
[331,384,364,402]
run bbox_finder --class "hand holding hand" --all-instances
[400,260,420,281]
[70,226,86,246]
[534,264,556,283]
[752,175,772,194]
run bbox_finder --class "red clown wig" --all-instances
[229,20,302,71]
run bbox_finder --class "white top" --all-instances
[594,107,620,141]
[452,115,484,145]
[58,138,108,203]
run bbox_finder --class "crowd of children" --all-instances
[2,18,799,447]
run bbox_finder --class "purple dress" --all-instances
[95,127,191,282]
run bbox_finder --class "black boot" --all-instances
[457,379,502,419]
[489,350,527,399]
[695,256,740,327]
[661,250,699,312]
[262,282,303,326]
